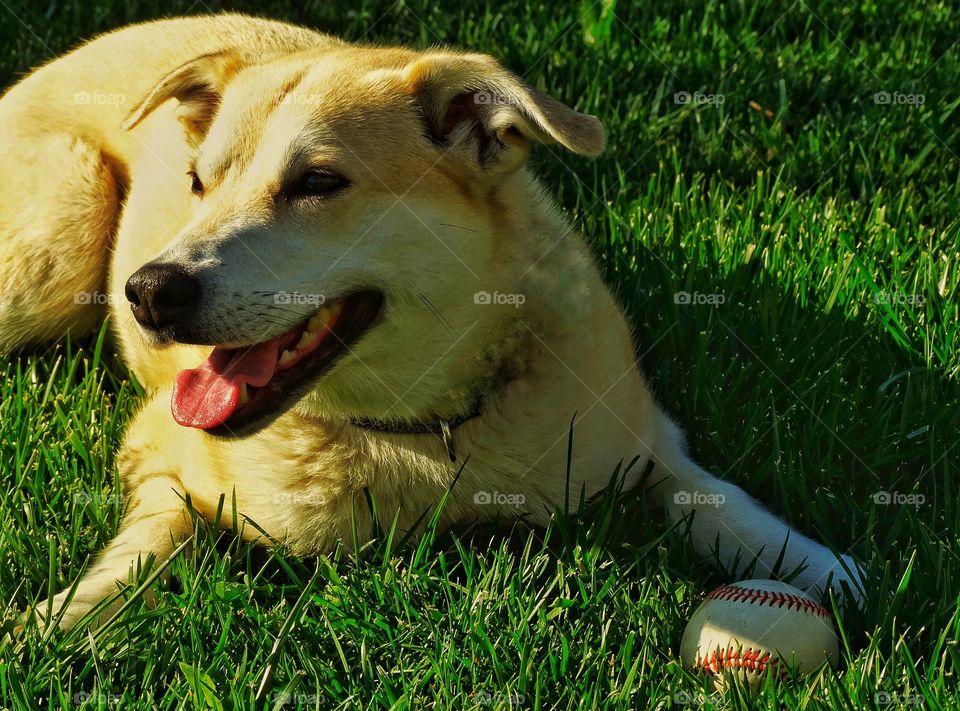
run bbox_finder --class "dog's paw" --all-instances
[800,552,867,608]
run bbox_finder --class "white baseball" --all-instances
[680,579,839,685]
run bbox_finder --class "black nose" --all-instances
[125,263,201,330]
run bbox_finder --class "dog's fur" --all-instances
[0,14,862,630]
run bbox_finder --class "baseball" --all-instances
[680,579,839,686]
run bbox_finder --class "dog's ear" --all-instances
[405,52,604,175]
[123,50,245,136]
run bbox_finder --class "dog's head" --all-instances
[122,44,604,437]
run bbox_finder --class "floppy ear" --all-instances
[122,50,245,136]
[405,52,605,175]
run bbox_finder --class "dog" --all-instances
[0,14,863,630]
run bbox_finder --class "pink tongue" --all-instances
[172,334,286,429]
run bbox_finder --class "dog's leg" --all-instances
[652,416,864,603]
[31,467,191,631]
[0,132,120,351]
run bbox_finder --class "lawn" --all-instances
[0,0,957,708]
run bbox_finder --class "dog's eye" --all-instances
[289,170,349,200]
[187,170,204,197]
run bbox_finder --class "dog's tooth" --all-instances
[278,349,296,367]
[238,383,250,405]
[297,330,318,350]
[307,308,331,333]
[307,300,343,333]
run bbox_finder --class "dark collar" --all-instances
[345,331,529,463]
[348,399,483,462]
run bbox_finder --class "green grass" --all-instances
[1,0,958,708]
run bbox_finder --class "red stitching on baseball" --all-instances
[706,584,831,619]
[695,647,788,676]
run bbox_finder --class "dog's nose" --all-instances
[125,263,201,330]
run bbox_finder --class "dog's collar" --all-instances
[348,400,483,462]
[345,326,532,462]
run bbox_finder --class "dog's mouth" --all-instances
[171,291,383,437]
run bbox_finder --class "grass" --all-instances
[0,0,957,708]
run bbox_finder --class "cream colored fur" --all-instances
[0,14,863,630]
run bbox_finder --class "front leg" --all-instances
[27,405,196,632]
[652,418,865,603]
[24,392,324,633]
[30,471,192,631]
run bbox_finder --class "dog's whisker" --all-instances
[436,222,478,233]
[418,293,455,335]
